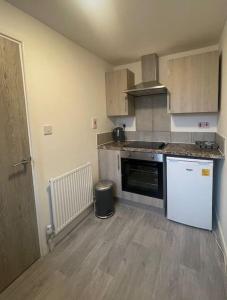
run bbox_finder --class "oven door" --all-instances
[121,158,163,199]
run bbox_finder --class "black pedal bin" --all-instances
[95,181,114,218]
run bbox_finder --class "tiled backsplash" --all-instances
[96,132,112,145]
[125,131,171,142]
[135,95,171,132]
[191,132,216,143]
[215,133,225,154]
[125,131,216,144]
[97,131,225,152]
[170,132,192,143]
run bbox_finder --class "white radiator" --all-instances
[49,162,93,234]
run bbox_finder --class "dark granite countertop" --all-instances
[98,141,224,159]
[163,143,224,159]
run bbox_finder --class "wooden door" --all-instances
[168,51,219,113]
[98,149,122,197]
[0,36,40,293]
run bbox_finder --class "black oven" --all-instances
[121,151,163,199]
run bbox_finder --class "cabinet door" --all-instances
[106,69,135,116]
[168,51,219,113]
[98,149,121,197]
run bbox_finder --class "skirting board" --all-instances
[117,197,164,215]
[215,210,227,261]
[120,191,164,209]
[49,204,93,250]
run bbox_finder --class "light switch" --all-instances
[91,117,97,129]
[43,125,53,135]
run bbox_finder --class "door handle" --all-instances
[12,157,31,167]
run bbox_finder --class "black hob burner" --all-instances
[126,141,166,150]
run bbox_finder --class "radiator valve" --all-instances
[46,224,54,252]
[46,224,54,236]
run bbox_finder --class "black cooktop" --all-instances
[126,141,166,149]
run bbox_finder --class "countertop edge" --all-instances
[97,142,224,160]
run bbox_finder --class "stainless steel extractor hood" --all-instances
[125,53,167,97]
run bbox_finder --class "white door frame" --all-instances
[0,32,43,255]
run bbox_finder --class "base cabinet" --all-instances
[98,149,122,197]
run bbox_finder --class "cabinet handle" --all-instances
[117,154,120,171]
[125,96,127,112]
[168,93,171,112]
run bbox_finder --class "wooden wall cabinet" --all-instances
[167,51,219,113]
[105,69,135,116]
[98,149,122,197]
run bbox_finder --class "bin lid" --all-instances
[95,180,113,191]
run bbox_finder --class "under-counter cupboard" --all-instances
[98,149,122,197]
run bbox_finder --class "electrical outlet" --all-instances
[91,117,97,129]
[198,122,210,128]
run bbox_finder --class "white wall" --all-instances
[216,20,227,254]
[0,1,113,255]
[114,46,219,132]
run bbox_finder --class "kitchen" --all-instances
[0,1,227,299]
[98,51,223,227]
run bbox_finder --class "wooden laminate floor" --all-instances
[1,203,227,300]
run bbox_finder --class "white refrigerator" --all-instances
[167,157,213,230]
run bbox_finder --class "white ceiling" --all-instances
[6,0,227,65]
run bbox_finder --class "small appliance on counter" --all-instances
[112,126,125,142]
[195,141,219,150]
